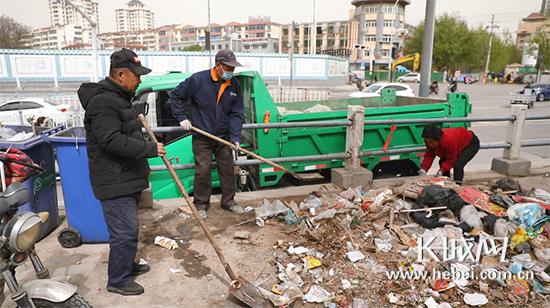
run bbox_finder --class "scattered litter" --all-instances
[341,279,352,290]
[352,298,368,308]
[451,263,471,288]
[374,238,392,253]
[463,293,488,306]
[244,206,254,213]
[508,203,546,228]
[256,199,288,219]
[305,256,322,270]
[169,267,183,274]
[303,285,331,303]
[346,251,365,263]
[285,209,301,225]
[154,236,179,250]
[138,258,148,265]
[287,246,309,255]
[233,231,250,240]
[387,292,399,304]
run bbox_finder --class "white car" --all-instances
[0,98,72,126]
[397,73,421,83]
[348,83,416,98]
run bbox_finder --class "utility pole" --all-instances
[484,15,498,84]
[64,0,99,82]
[289,22,295,89]
[207,0,212,66]
[418,0,436,97]
[311,0,317,55]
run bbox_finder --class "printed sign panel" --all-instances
[328,60,338,77]
[148,56,186,73]
[59,56,95,77]
[188,56,211,72]
[262,57,291,77]
[236,56,261,73]
[10,55,55,77]
[338,60,348,76]
[295,58,325,78]
[0,56,7,77]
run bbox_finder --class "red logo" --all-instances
[132,56,141,64]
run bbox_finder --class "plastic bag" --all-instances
[491,178,523,194]
[489,193,515,209]
[412,185,465,229]
[507,203,545,229]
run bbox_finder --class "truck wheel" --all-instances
[57,227,81,248]
[537,94,544,102]
[34,293,92,308]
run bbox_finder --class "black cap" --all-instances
[215,49,243,67]
[110,48,151,76]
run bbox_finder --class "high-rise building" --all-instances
[116,0,155,32]
[48,0,99,44]
[351,0,410,68]
[280,20,350,57]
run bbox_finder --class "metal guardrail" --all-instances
[149,106,550,172]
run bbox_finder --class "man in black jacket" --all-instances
[77,48,165,296]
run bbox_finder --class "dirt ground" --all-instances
[2,171,550,308]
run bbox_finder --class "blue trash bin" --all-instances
[0,126,61,240]
[47,127,109,247]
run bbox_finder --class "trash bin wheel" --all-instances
[57,227,82,248]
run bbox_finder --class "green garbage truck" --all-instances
[135,71,472,199]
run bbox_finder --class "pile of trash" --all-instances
[247,177,550,307]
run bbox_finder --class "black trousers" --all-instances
[440,134,480,184]
[192,137,236,210]
[100,192,141,287]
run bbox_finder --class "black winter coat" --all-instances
[78,78,157,200]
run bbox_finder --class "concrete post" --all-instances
[503,105,527,160]
[491,104,531,176]
[345,105,364,171]
[331,105,373,188]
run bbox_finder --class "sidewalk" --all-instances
[4,169,550,307]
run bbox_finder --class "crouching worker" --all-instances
[418,125,480,185]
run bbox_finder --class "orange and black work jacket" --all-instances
[169,68,244,143]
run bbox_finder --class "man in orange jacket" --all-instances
[418,125,480,184]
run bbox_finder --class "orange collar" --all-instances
[210,68,232,104]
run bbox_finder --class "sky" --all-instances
[0,0,542,36]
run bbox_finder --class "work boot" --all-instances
[132,263,150,276]
[107,281,144,296]
[222,205,244,215]
[198,209,208,220]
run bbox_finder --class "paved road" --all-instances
[334,82,550,171]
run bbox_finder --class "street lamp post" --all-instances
[64,0,100,82]
[207,0,212,66]
[387,0,400,82]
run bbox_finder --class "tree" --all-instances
[181,44,203,52]
[404,14,520,73]
[0,15,29,49]
[530,31,550,71]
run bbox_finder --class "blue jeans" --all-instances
[100,192,141,287]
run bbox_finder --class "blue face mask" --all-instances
[221,70,233,80]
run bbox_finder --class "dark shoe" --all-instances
[132,263,150,276]
[107,281,144,296]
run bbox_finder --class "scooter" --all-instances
[0,182,92,308]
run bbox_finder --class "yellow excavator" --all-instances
[392,53,420,72]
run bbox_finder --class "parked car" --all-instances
[0,98,71,126]
[396,73,421,83]
[519,83,550,102]
[348,82,415,98]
